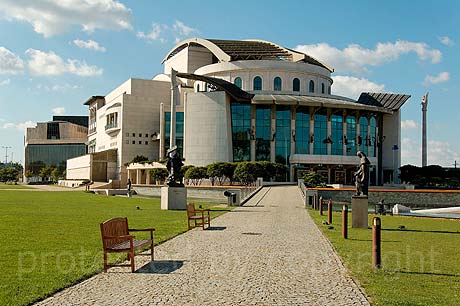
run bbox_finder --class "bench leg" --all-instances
[103,251,108,272]
[130,249,135,272]
[151,241,154,261]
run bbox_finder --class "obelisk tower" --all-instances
[421,92,428,167]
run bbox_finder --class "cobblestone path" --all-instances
[36,186,370,305]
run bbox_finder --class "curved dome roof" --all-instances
[162,38,334,72]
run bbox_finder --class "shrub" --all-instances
[130,155,149,164]
[302,171,326,187]
[184,166,208,185]
[149,168,168,184]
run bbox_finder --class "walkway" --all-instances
[36,186,370,305]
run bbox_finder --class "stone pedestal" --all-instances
[352,196,368,228]
[161,187,187,210]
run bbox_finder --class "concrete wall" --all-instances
[382,110,401,182]
[66,154,91,180]
[184,91,232,166]
[315,188,460,208]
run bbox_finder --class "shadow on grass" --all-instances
[383,228,460,235]
[388,270,460,278]
[136,260,184,274]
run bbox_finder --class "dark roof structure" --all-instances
[84,95,105,106]
[52,116,89,128]
[176,72,254,102]
[357,92,411,111]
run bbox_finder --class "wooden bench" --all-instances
[100,217,154,272]
[187,203,211,230]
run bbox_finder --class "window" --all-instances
[331,114,343,155]
[132,133,135,137]
[313,112,327,155]
[359,116,369,155]
[321,83,325,94]
[139,141,142,144]
[370,116,377,157]
[47,122,60,140]
[126,140,129,144]
[234,77,242,89]
[328,86,331,95]
[145,134,148,137]
[274,77,282,91]
[105,113,118,130]
[256,105,271,161]
[293,78,300,92]
[145,141,149,145]
[295,107,309,154]
[253,76,262,90]
[126,133,129,137]
[275,105,291,165]
[231,102,251,162]
[165,112,184,156]
[309,80,315,93]
[346,115,357,156]
[132,140,135,144]
[139,133,142,137]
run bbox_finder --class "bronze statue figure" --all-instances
[165,146,184,187]
[354,151,371,196]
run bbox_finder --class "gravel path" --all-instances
[36,186,370,306]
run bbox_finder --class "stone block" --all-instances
[161,187,187,210]
[352,196,368,228]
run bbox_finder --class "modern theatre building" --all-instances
[67,38,410,185]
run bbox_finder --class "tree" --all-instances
[234,162,256,185]
[51,168,61,182]
[39,165,55,182]
[0,167,20,183]
[207,162,227,185]
[184,166,208,186]
[149,168,168,184]
[25,170,33,179]
[302,171,326,187]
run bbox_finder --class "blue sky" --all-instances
[0,0,459,167]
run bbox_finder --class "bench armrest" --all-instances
[195,209,210,213]
[103,234,133,240]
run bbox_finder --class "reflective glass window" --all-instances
[274,77,282,91]
[370,116,377,157]
[234,77,242,89]
[231,102,251,161]
[331,114,343,155]
[256,105,271,161]
[314,112,327,154]
[346,115,357,156]
[295,107,309,154]
[293,78,300,92]
[275,106,291,165]
[165,112,184,156]
[359,116,369,156]
[309,80,315,93]
[25,144,86,174]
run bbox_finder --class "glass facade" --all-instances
[370,116,377,157]
[231,102,251,161]
[313,112,327,154]
[255,105,271,161]
[274,77,282,91]
[25,144,86,174]
[234,77,242,89]
[331,114,343,155]
[253,76,262,90]
[165,111,184,157]
[346,115,357,156]
[295,107,309,154]
[359,116,369,155]
[275,106,291,165]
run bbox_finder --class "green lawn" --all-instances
[0,191,228,306]
[0,183,33,189]
[309,207,460,306]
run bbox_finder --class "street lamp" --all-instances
[392,144,399,184]
[2,146,12,164]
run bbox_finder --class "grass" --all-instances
[0,191,229,306]
[309,207,460,306]
[0,183,33,189]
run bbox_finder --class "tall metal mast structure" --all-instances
[421,93,429,167]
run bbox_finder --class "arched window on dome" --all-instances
[293,78,300,92]
[321,83,325,94]
[196,83,200,92]
[274,77,282,91]
[253,76,262,91]
[234,77,242,89]
[309,80,315,93]
[328,86,331,95]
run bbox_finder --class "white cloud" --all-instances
[0,0,132,37]
[2,120,36,131]
[0,47,24,74]
[52,107,65,115]
[423,72,449,86]
[173,20,197,36]
[401,137,460,167]
[0,78,10,86]
[36,83,79,92]
[295,40,442,73]
[331,76,385,99]
[439,36,454,46]
[137,23,165,43]
[73,39,106,52]
[401,120,418,130]
[26,49,103,76]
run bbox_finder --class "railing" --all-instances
[105,122,118,130]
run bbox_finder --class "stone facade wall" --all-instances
[314,188,460,208]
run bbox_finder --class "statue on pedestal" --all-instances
[165,146,184,187]
[354,151,371,196]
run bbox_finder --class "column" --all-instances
[136,169,141,185]
[146,170,150,185]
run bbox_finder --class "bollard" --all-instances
[372,217,382,269]
[319,196,323,215]
[313,194,317,210]
[342,204,348,239]
[327,199,333,224]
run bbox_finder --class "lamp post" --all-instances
[392,144,399,184]
[2,146,12,164]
